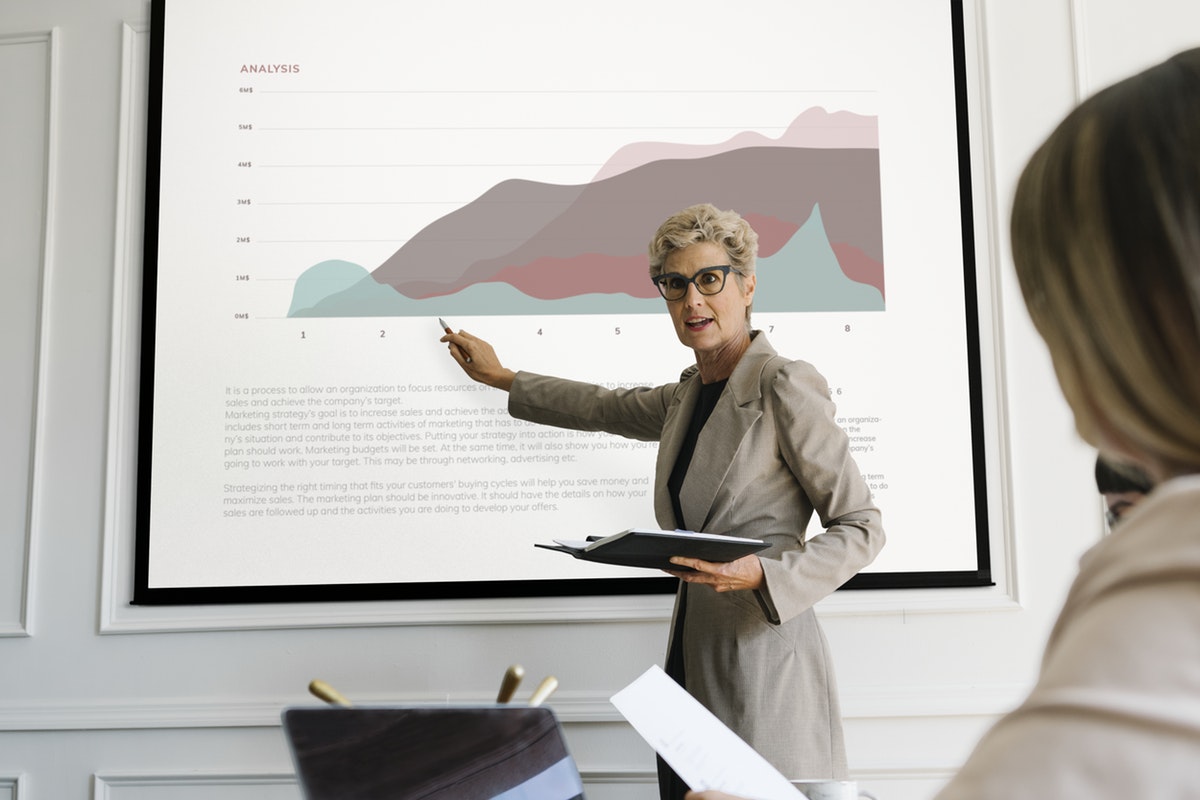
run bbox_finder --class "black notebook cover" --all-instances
[535,528,769,571]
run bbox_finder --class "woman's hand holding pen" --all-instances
[439,324,516,392]
[666,553,765,592]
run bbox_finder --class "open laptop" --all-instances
[282,705,585,800]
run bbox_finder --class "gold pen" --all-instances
[496,664,525,704]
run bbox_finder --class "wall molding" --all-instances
[92,770,660,799]
[91,767,954,797]
[95,772,294,798]
[0,774,23,800]
[580,769,655,784]
[0,682,1022,732]
[99,584,1023,636]
[1067,0,1091,101]
[100,20,151,637]
[27,23,60,640]
[101,8,1020,635]
[0,28,59,639]
[852,766,958,796]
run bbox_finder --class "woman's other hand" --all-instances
[440,328,516,391]
[666,553,764,592]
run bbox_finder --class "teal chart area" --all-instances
[287,111,885,318]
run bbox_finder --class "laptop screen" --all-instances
[282,705,585,800]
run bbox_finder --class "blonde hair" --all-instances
[1010,48,1200,479]
[647,203,759,323]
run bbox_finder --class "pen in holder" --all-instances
[308,679,353,707]
[496,664,525,704]
[528,676,558,707]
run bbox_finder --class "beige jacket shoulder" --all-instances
[935,475,1200,799]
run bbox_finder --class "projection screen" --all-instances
[134,0,992,604]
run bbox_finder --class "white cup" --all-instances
[789,779,877,800]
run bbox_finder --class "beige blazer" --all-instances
[934,475,1200,799]
[509,332,884,779]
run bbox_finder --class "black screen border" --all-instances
[133,0,992,606]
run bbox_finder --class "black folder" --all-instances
[535,528,769,571]
[282,705,584,800]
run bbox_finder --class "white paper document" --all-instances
[610,665,804,800]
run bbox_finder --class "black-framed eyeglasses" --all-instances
[1104,498,1139,529]
[651,265,737,301]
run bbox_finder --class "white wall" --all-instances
[2,1,1198,798]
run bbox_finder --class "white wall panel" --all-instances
[1073,0,1200,95]
[0,30,54,638]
